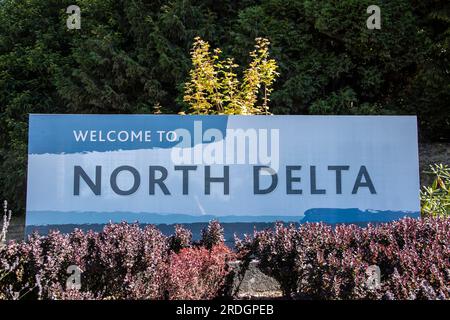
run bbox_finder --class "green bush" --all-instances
[421,164,450,218]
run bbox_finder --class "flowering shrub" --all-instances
[166,244,234,299]
[236,218,450,300]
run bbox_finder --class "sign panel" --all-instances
[26,115,420,229]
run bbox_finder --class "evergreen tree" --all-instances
[0,0,448,212]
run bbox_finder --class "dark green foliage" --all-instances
[230,0,429,116]
[0,0,73,211]
[1,0,449,212]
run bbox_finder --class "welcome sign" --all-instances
[26,115,420,229]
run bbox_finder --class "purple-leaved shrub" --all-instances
[236,218,450,300]
[201,220,225,250]
[0,223,169,299]
[0,221,232,300]
[168,225,192,253]
[1,218,448,300]
[166,244,234,299]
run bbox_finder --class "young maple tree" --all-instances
[184,37,279,115]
